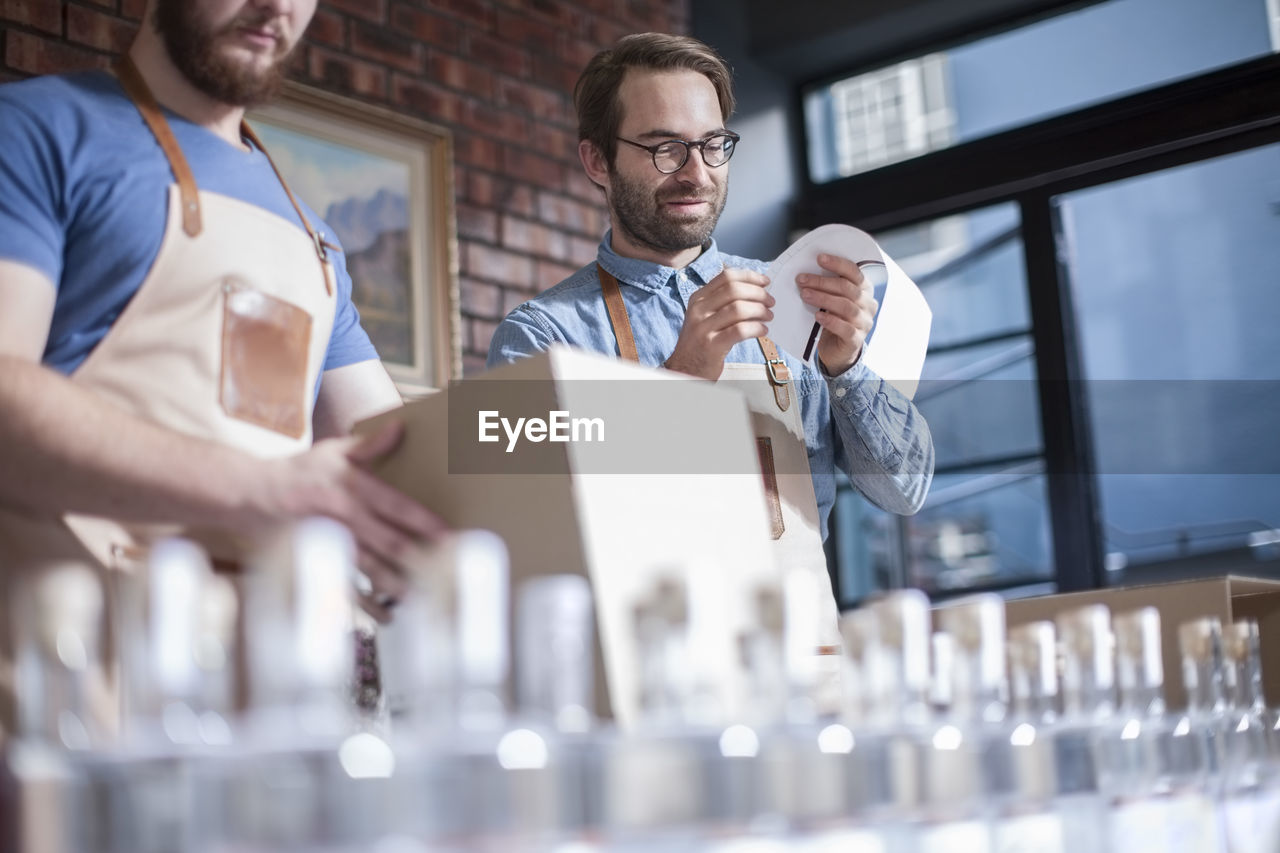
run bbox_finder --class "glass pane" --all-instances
[917,337,1043,470]
[828,201,1049,602]
[1058,142,1280,580]
[831,464,1056,604]
[806,0,1273,182]
[830,482,898,605]
[877,203,1028,348]
[906,463,1054,594]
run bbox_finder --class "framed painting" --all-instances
[249,83,459,396]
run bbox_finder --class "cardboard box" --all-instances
[357,346,782,729]
[1003,575,1280,710]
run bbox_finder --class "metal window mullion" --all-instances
[921,53,955,148]
[1020,193,1106,592]
[901,61,927,154]
[861,75,887,164]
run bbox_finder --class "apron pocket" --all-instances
[755,437,785,540]
[220,281,312,439]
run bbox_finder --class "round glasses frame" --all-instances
[616,132,741,174]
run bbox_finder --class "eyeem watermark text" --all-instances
[478,410,605,453]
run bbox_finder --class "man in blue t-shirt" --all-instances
[0,0,439,620]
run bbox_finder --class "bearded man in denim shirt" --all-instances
[488,33,934,551]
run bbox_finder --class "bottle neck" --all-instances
[949,646,1006,723]
[1009,665,1057,722]
[1225,646,1267,714]
[741,627,787,725]
[1008,623,1058,723]
[1061,650,1116,718]
[863,591,934,730]
[1243,651,1267,713]
[1184,656,1226,715]
[635,609,690,724]
[1116,680,1165,717]
[1116,641,1166,718]
[22,651,93,748]
[866,644,932,728]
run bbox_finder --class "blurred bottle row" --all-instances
[2,518,1279,852]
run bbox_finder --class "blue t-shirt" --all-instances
[0,71,378,377]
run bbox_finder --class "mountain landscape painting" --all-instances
[251,122,415,367]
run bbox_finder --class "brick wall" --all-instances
[0,0,690,375]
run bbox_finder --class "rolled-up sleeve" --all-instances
[486,305,562,368]
[824,360,934,515]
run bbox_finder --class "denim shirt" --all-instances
[487,233,935,540]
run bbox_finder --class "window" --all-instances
[808,2,1280,602]
[1057,143,1280,582]
[830,204,1055,602]
[804,0,1274,183]
[807,55,953,181]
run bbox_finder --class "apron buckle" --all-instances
[311,228,329,262]
[765,357,790,386]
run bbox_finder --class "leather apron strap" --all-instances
[114,56,203,238]
[113,56,336,295]
[598,265,640,362]
[241,122,342,292]
[756,337,791,413]
[599,263,790,411]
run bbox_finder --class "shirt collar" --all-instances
[596,229,726,293]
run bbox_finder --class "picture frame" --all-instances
[249,83,460,397]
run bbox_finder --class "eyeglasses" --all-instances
[616,132,740,174]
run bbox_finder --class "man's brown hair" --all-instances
[574,33,735,168]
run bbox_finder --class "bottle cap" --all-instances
[935,594,1007,695]
[1178,616,1222,664]
[868,589,932,694]
[1222,619,1259,664]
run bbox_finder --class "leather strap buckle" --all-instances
[310,228,330,262]
[765,357,790,386]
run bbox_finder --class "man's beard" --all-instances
[153,1,293,107]
[607,168,728,257]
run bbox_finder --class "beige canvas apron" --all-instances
[599,267,842,705]
[0,57,338,735]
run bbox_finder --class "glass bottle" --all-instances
[1220,620,1274,772]
[4,561,106,853]
[1218,619,1280,853]
[771,603,889,853]
[196,518,379,853]
[1102,609,1222,853]
[1049,605,1114,853]
[840,590,936,853]
[596,576,709,851]
[500,573,597,850]
[934,595,1067,853]
[90,539,224,853]
[919,596,999,853]
[751,579,862,851]
[392,529,537,850]
[946,602,1064,853]
[1002,620,1079,853]
[1007,621,1058,726]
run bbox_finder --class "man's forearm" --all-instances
[0,355,265,528]
[827,363,935,515]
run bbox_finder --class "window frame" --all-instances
[820,52,954,177]
[811,52,1280,606]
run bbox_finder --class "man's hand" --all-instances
[664,268,774,381]
[259,419,445,622]
[797,253,878,376]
